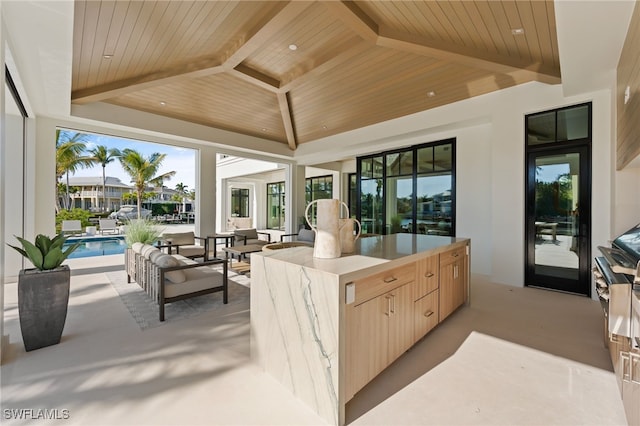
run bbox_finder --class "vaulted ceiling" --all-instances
[72,1,561,152]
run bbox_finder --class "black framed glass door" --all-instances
[525,146,591,295]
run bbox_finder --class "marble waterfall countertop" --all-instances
[253,233,470,283]
[250,233,470,425]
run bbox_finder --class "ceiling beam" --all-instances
[72,1,312,104]
[323,1,378,43]
[71,58,224,104]
[230,64,280,92]
[325,0,560,85]
[223,1,314,69]
[378,27,561,85]
[277,92,297,150]
[280,40,370,92]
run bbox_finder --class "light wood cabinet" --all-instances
[416,254,439,300]
[345,242,469,402]
[387,283,416,361]
[439,246,467,321]
[346,281,414,400]
[414,289,439,341]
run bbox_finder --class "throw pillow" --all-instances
[142,245,159,259]
[149,250,164,264]
[132,242,144,254]
[154,253,186,283]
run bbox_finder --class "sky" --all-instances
[67,132,196,190]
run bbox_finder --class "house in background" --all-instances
[66,176,131,212]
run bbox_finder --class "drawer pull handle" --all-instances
[384,277,398,283]
[631,353,640,385]
[621,352,631,382]
[424,310,434,318]
[425,272,434,278]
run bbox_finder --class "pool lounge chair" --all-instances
[99,218,119,235]
[61,220,82,236]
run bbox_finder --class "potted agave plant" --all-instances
[7,234,80,351]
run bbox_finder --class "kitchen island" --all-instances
[250,233,470,425]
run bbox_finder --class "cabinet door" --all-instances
[624,350,640,425]
[416,255,439,300]
[346,295,389,399]
[414,290,439,341]
[387,283,415,362]
[439,255,466,322]
[610,334,629,392]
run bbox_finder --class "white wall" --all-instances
[3,98,24,280]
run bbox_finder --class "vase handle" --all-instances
[305,200,319,231]
[340,201,350,219]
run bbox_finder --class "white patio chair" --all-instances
[61,220,82,236]
[99,218,119,235]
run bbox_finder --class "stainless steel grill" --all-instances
[595,224,640,339]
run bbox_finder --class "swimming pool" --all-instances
[64,236,127,258]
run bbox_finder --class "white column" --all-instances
[285,164,306,233]
[196,146,216,239]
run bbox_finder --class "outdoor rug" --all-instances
[106,269,250,330]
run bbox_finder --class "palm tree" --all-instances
[88,145,121,212]
[55,130,93,211]
[119,149,176,219]
[174,182,189,213]
[175,182,188,195]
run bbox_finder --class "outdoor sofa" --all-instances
[125,242,228,321]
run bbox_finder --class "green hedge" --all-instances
[55,209,92,233]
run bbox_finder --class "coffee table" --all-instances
[222,244,264,274]
[207,233,235,258]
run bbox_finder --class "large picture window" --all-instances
[267,182,285,230]
[230,188,249,218]
[305,175,333,204]
[357,139,455,236]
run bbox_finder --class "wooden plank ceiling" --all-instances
[72,0,560,151]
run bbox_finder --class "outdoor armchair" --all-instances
[232,228,271,246]
[279,228,315,246]
[159,231,209,261]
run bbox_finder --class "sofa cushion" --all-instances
[154,253,186,283]
[164,267,225,298]
[175,246,205,258]
[162,231,195,246]
[234,228,258,240]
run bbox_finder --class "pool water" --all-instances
[64,236,127,258]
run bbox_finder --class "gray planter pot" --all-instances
[18,265,70,351]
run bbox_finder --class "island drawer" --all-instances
[440,246,466,267]
[352,263,416,306]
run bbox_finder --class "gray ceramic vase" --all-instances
[18,265,70,351]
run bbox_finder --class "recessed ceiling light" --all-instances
[261,128,267,132]
[103,54,113,59]
[159,101,166,106]
[511,28,524,35]
[322,125,328,130]
[288,44,298,51]
[427,91,436,98]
